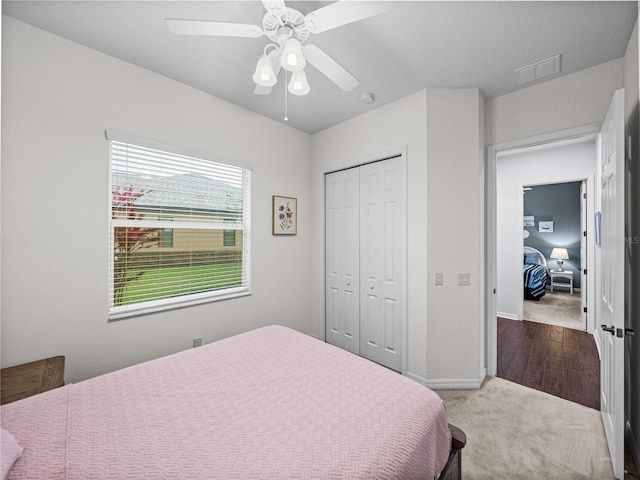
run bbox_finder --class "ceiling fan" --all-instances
[165,0,388,96]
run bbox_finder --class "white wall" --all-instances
[496,140,597,325]
[425,89,485,386]
[311,88,485,387]
[1,16,314,383]
[486,59,624,145]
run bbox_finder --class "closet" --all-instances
[325,155,406,372]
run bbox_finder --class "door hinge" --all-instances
[583,231,587,237]
[583,269,587,275]
[583,192,587,199]
[583,307,587,313]
[493,288,496,294]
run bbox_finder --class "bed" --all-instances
[523,245,550,301]
[0,325,465,480]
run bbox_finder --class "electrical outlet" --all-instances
[435,272,444,285]
[193,336,202,348]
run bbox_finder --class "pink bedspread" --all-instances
[1,326,451,479]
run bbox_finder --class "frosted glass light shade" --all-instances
[288,70,310,96]
[279,38,306,72]
[252,55,277,87]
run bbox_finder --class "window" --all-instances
[223,219,236,247]
[158,217,174,248]
[108,131,251,320]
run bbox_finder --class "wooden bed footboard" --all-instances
[437,423,467,480]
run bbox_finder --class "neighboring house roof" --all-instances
[112,172,242,214]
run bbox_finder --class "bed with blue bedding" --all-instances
[523,246,549,301]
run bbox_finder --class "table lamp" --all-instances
[550,248,569,271]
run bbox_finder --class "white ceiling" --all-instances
[3,1,638,133]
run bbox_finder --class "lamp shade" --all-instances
[550,248,569,271]
[288,70,310,95]
[550,248,569,260]
[279,38,306,72]
[252,54,277,87]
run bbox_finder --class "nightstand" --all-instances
[1,356,65,405]
[549,270,573,294]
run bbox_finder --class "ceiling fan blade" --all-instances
[254,49,283,95]
[165,18,264,38]
[304,44,359,92]
[261,0,287,16]
[304,1,389,34]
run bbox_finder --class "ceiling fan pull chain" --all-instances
[284,70,289,122]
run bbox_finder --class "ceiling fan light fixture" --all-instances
[288,70,310,95]
[252,54,277,87]
[280,37,306,72]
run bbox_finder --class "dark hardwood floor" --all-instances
[626,436,640,479]
[497,317,600,410]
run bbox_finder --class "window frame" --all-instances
[107,130,252,321]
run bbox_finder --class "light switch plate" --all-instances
[458,272,470,286]
[435,272,443,285]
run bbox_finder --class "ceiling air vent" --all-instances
[514,54,561,86]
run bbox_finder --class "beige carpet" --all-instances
[436,376,614,479]
[524,290,584,330]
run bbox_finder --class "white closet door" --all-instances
[359,157,405,372]
[325,168,360,354]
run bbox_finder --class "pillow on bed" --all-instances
[524,252,541,265]
[1,427,23,479]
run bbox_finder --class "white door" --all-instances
[598,88,625,479]
[325,156,406,372]
[580,180,587,329]
[325,168,360,355]
[359,158,405,372]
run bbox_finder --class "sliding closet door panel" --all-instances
[359,157,404,372]
[325,168,360,354]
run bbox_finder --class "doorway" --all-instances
[487,124,600,377]
[493,137,599,411]
[488,92,627,480]
[522,181,585,331]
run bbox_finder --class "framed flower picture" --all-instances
[272,196,297,235]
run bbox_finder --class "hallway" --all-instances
[497,316,599,409]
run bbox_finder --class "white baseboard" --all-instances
[406,372,429,386]
[497,311,519,321]
[626,421,640,474]
[407,370,487,389]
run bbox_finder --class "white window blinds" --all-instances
[108,131,251,320]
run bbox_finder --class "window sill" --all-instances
[108,287,252,321]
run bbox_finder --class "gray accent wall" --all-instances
[524,181,583,289]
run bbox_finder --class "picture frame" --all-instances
[272,196,297,235]
[523,216,535,227]
[538,221,554,233]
